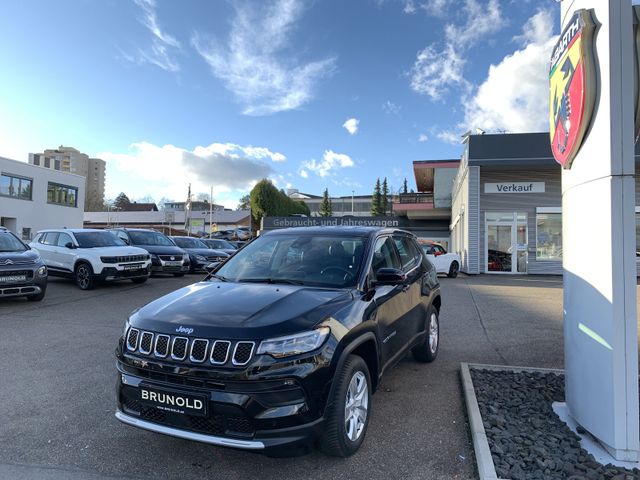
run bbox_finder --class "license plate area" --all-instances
[0,275,27,283]
[164,261,182,266]
[122,264,143,271]
[139,385,208,417]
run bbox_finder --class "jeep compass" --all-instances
[115,227,441,457]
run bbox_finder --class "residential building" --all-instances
[119,202,159,212]
[29,146,105,212]
[0,156,85,240]
[164,200,226,212]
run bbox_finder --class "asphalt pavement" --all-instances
[0,273,589,480]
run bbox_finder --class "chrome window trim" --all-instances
[139,331,154,355]
[232,341,255,366]
[210,340,231,365]
[189,339,209,363]
[154,334,170,358]
[171,336,189,361]
[126,328,140,351]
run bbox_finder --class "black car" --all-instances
[169,236,230,272]
[199,238,237,256]
[115,227,441,457]
[110,229,190,277]
[0,227,47,301]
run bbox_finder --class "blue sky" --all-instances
[0,0,559,208]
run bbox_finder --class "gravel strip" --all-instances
[470,368,640,480]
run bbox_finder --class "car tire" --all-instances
[27,289,46,301]
[131,277,148,284]
[74,262,95,290]
[319,354,371,457]
[447,261,459,278]
[412,307,439,363]
[173,273,185,277]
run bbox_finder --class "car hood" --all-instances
[133,245,186,256]
[0,249,42,265]
[130,281,353,339]
[90,246,150,256]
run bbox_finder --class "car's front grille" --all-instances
[159,255,182,262]
[125,328,255,367]
[206,255,226,262]
[101,255,149,264]
[0,270,33,282]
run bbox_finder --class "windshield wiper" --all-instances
[239,278,305,286]
[208,274,229,282]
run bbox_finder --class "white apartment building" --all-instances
[0,156,85,240]
[29,146,105,212]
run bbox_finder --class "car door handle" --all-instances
[401,284,410,293]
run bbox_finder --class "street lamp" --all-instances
[351,190,355,215]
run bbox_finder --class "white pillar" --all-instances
[561,0,639,462]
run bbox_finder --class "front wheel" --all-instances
[74,262,95,290]
[412,307,439,363]
[319,355,371,457]
[447,261,459,278]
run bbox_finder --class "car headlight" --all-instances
[195,255,207,262]
[36,265,47,276]
[183,254,190,262]
[257,327,330,358]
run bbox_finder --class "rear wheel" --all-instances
[447,261,459,278]
[74,262,95,290]
[319,355,371,457]
[412,307,439,363]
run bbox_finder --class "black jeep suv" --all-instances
[115,227,441,456]
[0,227,47,301]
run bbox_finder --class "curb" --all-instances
[460,363,564,480]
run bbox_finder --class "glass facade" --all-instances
[536,213,562,261]
[0,173,32,200]
[47,182,78,207]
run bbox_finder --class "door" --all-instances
[52,232,75,272]
[36,232,59,267]
[485,212,528,274]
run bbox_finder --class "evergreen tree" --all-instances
[319,188,333,217]
[250,179,310,228]
[114,192,131,209]
[382,177,389,215]
[403,177,408,194]
[371,178,382,216]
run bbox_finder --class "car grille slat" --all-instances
[210,340,231,364]
[190,339,209,363]
[171,337,188,360]
[232,342,255,366]
[139,332,154,355]
[154,334,170,358]
[101,254,149,264]
[126,328,139,351]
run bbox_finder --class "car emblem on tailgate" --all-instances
[176,326,194,335]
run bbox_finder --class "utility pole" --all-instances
[351,190,355,215]
[209,185,213,239]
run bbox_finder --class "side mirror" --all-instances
[205,262,220,274]
[65,242,76,249]
[373,267,406,285]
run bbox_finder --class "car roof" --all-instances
[37,228,109,234]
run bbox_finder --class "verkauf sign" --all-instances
[484,182,545,194]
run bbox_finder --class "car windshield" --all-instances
[74,231,126,248]
[172,237,207,249]
[203,239,235,249]
[0,232,27,252]
[215,234,366,288]
[128,231,174,246]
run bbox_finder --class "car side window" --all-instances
[435,245,446,255]
[370,237,400,279]
[56,233,73,248]
[393,236,421,273]
[41,232,59,245]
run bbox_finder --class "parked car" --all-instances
[30,229,151,290]
[211,229,236,240]
[110,228,190,277]
[116,227,441,457]
[421,242,460,278]
[199,238,237,256]
[169,236,229,272]
[0,227,48,301]
[231,227,251,241]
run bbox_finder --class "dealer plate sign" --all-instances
[484,182,545,194]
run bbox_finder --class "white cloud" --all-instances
[301,150,354,178]
[299,169,309,178]
[342,118,359,135]
[439,9,557,142]
[191,0,336,116]
[382,100,401,116]
[192,143,286,162]
[130,0,181,72]
[99,141,277,202]
[409,0,505,100]
[418,133,429,142]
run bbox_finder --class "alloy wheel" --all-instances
[77,265,90,289]
[344,371,368,442]
[429,312,439,354]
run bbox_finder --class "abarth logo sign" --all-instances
[549,9,599,169]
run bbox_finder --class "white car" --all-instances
[421,242,460,278]
[30,229,152,290]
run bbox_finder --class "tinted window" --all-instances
[74,231,126,248]
[57,233,73,247]
[172,237,207,249]
[370,237,400,276]
[128,231,174,246]
[0,232,27,252]
[393,236,421,272]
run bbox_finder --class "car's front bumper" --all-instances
[0,269,47,298]
[98,265,151,281]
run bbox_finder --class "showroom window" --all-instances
[536,213,562,260]
[47,182,77,207]
[0,173,33,200]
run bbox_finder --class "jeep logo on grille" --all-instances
[176,326,194,335]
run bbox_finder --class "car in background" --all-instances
[200,238,237,256]
[110,228,190,277]
[231,227,251,241]
[169,236,229,272]
[0,227,48,301]
[421,242,460,278]
[30,229,151,290]
[115,227,441,457]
